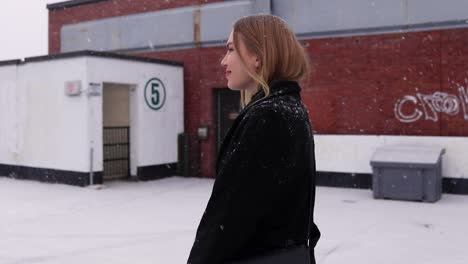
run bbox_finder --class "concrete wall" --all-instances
[0,58,90,172]
[0,64,20,164]
[315,135,468,179]
[61,5,196,52]
[59,0,272,52]
[275,0,468,37]
[48,0,224,54]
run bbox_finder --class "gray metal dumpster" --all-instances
[370,145,445,202]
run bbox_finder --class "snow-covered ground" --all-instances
[0,176,467,264]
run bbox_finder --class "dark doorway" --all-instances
[102,83,131,180]
[215,88,241,153]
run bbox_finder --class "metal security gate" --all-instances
[103,127,130,180]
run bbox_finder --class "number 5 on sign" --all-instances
[144,78,166,110]
[152,83,160,105]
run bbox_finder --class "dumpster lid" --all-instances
[370,145,445,165]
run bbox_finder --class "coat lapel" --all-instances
[215,81,301,174]
[215,91,264,174]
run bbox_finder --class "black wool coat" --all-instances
[187,80,320,264]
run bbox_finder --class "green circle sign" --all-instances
[144,78,166,110]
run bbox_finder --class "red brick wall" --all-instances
[304,28,468,137]
[48,0,223,54]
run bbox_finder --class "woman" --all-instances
[187,14,320,264]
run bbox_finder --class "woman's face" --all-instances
[221,31,259,92]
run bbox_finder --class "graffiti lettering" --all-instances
[459,86,468,120]
[394,96,423,123]
[395,87,468,123]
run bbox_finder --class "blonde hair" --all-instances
[232,14,310,107]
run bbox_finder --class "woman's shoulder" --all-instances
[247,94,309,123]
[243,98,283,121]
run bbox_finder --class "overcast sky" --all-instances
[0,0,61,61]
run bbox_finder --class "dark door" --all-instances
[215,88,241,152]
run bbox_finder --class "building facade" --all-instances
[44,0,468,193]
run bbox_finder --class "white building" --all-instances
[0,51,184,186]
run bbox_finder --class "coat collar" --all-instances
[239,80,301,116]
[215,80,301,174]
[249,80,301,105]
